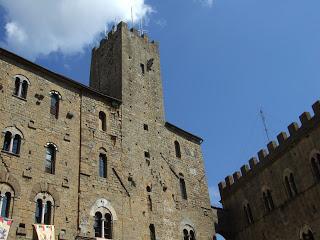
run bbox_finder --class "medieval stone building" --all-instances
[217,102,320,239]
[0,22,214,239]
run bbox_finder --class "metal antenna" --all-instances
[138,18,147,36]
[260,108,270,142]
[131,7,134,28]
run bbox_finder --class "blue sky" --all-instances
[1,0,320,225]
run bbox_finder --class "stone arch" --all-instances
[2,126,24,139]
[29,182,60,207]
[49,90,62,100]
[0,167,21,198]
[90,198,118,221]
[299,225,314,239]
[180,218,195,233]
[13,74,31,85]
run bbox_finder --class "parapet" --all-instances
[219,100,320,200]
[92,21,159,52]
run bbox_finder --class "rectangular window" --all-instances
[99,154,107,178]
[144,124,149,131]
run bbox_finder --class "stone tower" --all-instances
[89,22,214,239]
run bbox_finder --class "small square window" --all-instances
[144,151,150,158]
[144,124,149,131]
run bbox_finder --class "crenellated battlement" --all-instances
[219,100,320,200]
[93,21,159,52]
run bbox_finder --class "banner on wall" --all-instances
[34,224,55,240]
[0,217,13,240]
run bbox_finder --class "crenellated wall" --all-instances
[218,100,320,239]
[219,100,320,200]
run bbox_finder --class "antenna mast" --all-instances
[138,18,147,36]
[260,108,270,142]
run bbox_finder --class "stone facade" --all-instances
[218,103,320,239]
[0,22,214,240]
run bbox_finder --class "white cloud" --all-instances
[0,0,153,60]
[195,0,214,7]
[209,186,221,206]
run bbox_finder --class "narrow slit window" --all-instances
[99,111,107,131]
[45,144,56,174]
[50,93,60,119]
[175,141,181,158]
[149,224,156,240]
[140,63,145,75]
[99,154,107,178]
[179,174,188,200]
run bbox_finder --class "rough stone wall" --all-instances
[0,55,82,239]
[218,106,320,240]
[89,22,214,240]
[0,21,214,240]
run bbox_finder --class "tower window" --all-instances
[175,141,181,158]
[311,153,320,182]
[263,189,274,212]
[34,193,54,225]
[284,172,298,199]
[2,130,22,155]
[149,224,156,240]
[13,76,29,99]
[244,203,254,224]
[50,92,60,119]
[1,192,11,218]
[99,111,107,131]
[179,174,188,200]
[144,124,149,131]
[94,211,113,238]
[45,143,56,174]
[140,64,145,75]
[99,154,107,178]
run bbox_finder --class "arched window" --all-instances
[99,153,107,178]
[284,171,298,199]
[99,111,107,131]
[183,226,196,240]
[94,212,103,238]
[149,224,156,240]
[35,199,43,224]
[2,128,23,155]
[21,81,28,99]
[263,189,274,212]
[2,131,12,152]
[14,77,20,96]
[300,226,315,240]
[244,203,254,224]
[179,174,188,200]
[190,230,195,240]
[12,134,21,155]
[175,141,181,158]
[1,192,11,218]
[44,201,52,225]
[105,213,112,239]
[183,229,189,240]
[13,76,30,99]
[311,153,320,182]
[0,184,14,219]
[50,92,60,119]
[45,144,56,174]
[94,211,113,238]
[34,193,54,225]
